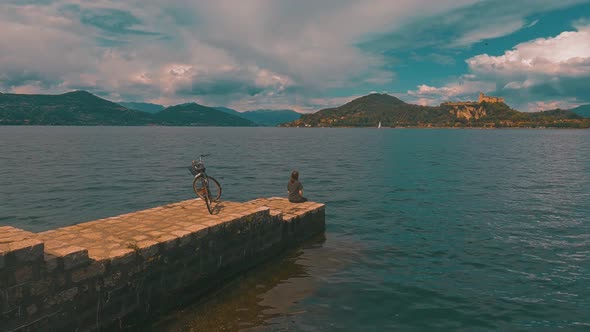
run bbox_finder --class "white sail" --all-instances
[378,121,382,128]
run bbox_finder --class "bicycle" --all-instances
[188,154,222,214]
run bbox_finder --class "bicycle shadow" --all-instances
[209,201,225,215]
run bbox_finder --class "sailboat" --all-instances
[378,121,382,129]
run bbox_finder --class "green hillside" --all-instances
[282,93,589,128]
[155,103,256,126]
[0,91,257,126]
[213,106,243,117]
[570,105,590,118]
[118,102,165,114]
[0,91,152,125]
[215,107,302,126]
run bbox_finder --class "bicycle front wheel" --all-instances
[193,175,222,202]
[193,175,213,213]
[193,175,207,200]
[206,176,222,202]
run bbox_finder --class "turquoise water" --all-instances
[1,127,589,330]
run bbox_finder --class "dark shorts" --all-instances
[289,196,308,203]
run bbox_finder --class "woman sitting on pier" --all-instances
[288,170,308,203]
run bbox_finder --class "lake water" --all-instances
[1,126,589,330]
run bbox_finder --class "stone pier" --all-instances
[0,198,325,331]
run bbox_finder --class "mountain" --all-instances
[282,93,590,128]
[0,91,256,126]
[0,90,152,125]
[213,106,242,117]
[118,102,165,114]
[215,107,301,126]
[240,109,301,126]
[155,103,256,126]
[570,104,590,118]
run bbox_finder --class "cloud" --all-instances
[0,0,479,109]
[527,100,581,111]
[406,21,590,110]
[0,0,589,112]
[525,19,540,28]
[406,76,495,104]
[467,24,590,78]
[61,5,160,36]
[362,0,589,51]
[450,18,525,47]
[468,22,590,107]
[410,53,456,65]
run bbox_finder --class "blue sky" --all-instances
[0,0,589,112]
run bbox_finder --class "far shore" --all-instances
[1,124,589,130]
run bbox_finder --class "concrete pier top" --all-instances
[0,197,325,331]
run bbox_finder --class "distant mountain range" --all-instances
[117,102,164,114]
[0,91,254,126]
[214,107,301,126]
[117,102,302,126]
[0,91,152,125]
[155,103,255,126]
[282,93,590,128]
[1,90,586,128]
[570,104,590,118]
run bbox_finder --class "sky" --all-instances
[1,0,589,112]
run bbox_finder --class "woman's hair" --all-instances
[290,170,299,183]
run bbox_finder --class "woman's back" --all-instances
[287,170,307,203]
[287,179,302,200]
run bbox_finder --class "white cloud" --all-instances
[407,22,590,110]
[1,1,589,112]
[0,0,477,109]
[467,23,590,78]
[406,77,495,105]
[525,19,540,28]
[527,100,581,111]
[450,18,525,47]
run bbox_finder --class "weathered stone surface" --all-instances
[44,253,59,272]
[1,197,325,332]
[70,262,106,283]
[45,287,78,306]
[14,264,34,283]
[0,227,44,268]
[135,240,159,259]
[45,245,89,270]
[30,279,52,297]
[109,248,136,266]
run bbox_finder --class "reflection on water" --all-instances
[145,234,361,331]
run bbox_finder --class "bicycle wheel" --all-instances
[193,175,207,199]
[193,175,222,202]
[193,175,221,214]
[206,176,222,202]
[203,178,213,214]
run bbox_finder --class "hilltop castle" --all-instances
[442,92,505,106]
[478,92,504,103]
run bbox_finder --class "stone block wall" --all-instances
[0,198,325,331]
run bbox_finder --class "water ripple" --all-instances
[1,127,589,330]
